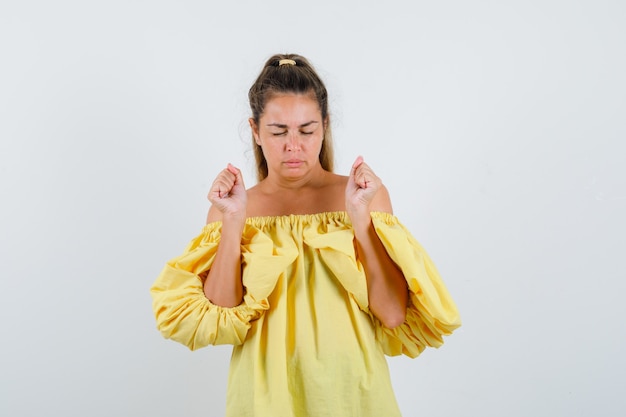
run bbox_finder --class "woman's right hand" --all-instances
[207,163,247,222]
[204,164,247,306]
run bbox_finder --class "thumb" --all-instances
[227,163,245,187]
[350,155,364,177]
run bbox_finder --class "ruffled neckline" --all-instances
[204,211,399,230]
[246,211,349,226]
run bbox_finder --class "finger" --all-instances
[217,183,231,199]
[210,169,236,199]
[226,163,239,175]
[356,172,369,189]
[350,155,364,177]
[353,159,372,189]
[214,179,233,199]
[227,163,245,188]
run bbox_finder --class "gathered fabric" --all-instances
[150,211,461,417]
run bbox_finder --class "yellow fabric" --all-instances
[150,211,461,417]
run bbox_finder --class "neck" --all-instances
[262,165,329,192]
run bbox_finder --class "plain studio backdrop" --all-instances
[1,1,624,416]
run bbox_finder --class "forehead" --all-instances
[261,93,321,124]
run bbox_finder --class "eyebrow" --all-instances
[266,121,319,128]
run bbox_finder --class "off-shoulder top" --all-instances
[150,211,460,417]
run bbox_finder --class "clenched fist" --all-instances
[345,156,382,222]
[208,163,247,221]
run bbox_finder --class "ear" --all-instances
[249,118,261,145]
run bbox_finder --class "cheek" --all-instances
[260,138,283,156]
[310,136,324,153]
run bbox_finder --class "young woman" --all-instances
[150,54,461,417]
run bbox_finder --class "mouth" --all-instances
[284,159,303,168]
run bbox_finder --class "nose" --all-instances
[286,133,300,151]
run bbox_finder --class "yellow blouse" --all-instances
[150,212,460,417]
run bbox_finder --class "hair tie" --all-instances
[278,59,296,66]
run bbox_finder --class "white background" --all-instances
[1,1,625,416]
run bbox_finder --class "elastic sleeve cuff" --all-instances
[370,212,461,358]
[150,223,297,350]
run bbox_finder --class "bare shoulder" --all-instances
[327,172,349,189]
[323,172,349,206]
[370,183,393,214]
[206,204,223,224]
[243,183,270,218]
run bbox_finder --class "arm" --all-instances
[203,164,247,307]
[345,157,409,329]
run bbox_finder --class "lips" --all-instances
[284,159,303,167]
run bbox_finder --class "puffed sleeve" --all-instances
[150,222,296,350]
[370,212,461,358]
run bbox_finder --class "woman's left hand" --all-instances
[345,156,382,220]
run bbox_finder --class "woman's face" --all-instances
[251,92,325,181]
